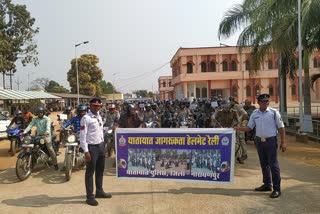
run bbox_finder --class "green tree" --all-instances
[45,80,69,93]
[99,80,117,94]
[218,0,320,132]
[133,90,148,98]
[67,54,103,97]
[0,0,39,87]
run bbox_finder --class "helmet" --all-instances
[229,96,235,102]
[36,106,45,113]
[146,103,151,107]
[15,110,22,116]
[127,104,136,111]
[220,99,231,108]
[109,104,116,109]
[77,104,87,115]
[66,106,72,112]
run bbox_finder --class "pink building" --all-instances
[170,46,320,104]
[158,76,174,100]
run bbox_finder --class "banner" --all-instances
[116,128,235,184]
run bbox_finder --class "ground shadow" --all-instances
[0,167,20,184]
[2,194,84,207]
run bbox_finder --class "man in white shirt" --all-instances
[80,98,112,206]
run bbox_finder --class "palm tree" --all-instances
[218,0,320,132]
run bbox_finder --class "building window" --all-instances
[222,60,228,71]
[268,59,273,69]
[187,62,193,73]
[232,86,237,97]
[168,82,171,87]
[246,86,251,96]
[269,86,274,96]
[245,60,250,71]
[231,60,237,71]
[292,84,297,95]
[162,82,166,87]
[201,62,207,72]
[255,85,260,96]
[314,58,319,68]
[209,61,216,72]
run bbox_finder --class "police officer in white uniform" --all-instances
[236,94,286,198]
[80,98,112,206]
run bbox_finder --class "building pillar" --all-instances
[252,79,256,104]
[275,77,279,103]
[229,79,232,96]
[208,80,211,98]
[183,82,188,99]
[218,54,222,72]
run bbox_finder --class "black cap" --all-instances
[257,94,270,101]
[90,98,102,106]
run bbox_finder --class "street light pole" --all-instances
[112,72,118,101]
[297,0,303,132]
[75,41,89,105]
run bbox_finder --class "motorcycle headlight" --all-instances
[107,130,113,134]
[40,139,45,145]
[23,136,32,144]
[67,135,76,143]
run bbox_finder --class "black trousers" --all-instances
[85,143,106,199]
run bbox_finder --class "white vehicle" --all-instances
[0,114,11,138]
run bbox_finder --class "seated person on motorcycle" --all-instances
[105,104,120,130]
[22,106,59,170]
[22,107,33,126]
[119,104,143,128]
[7,110,26,152]
[174,101,191,122]
[63,106,74,121]
[61,104,87,133]
[143,103,156,122]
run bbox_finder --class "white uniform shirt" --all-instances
[80,111,104,153]
[247,107,284,138]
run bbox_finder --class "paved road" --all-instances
[0,137,320,214]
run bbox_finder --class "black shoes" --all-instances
[95,192,112,198]
[86,198,99,206]
[54,164,59,170]
[270,190,281,198]
[254,185,272,192]
[242,154,248,160]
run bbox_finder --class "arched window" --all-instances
[231,60,237,71]
[268,59,273,69]
[232,86,237,97]
[201,62,207,72]
[314,58,319,68]
[168,82,171,87]
[292,84,297,95]
[222,60,228,71]
[187,62,193,73]
[245,60,250,71]
[269,85,274,96]
[209,61,216,72]
[162,82,166,87]
[255,85,260,96]
[246,86,251,96]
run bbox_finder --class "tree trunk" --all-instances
[302,48,313,132]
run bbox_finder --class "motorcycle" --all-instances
[64,132,85,181]
[162,112,176,128]
[144,118,155,128]
[104,123,116,157]
[7,126,23,156]
[178,116,191,128]
[15,134,60,181]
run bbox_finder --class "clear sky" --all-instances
[11,0,243,93]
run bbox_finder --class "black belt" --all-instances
[256,136,277,142]
[88,143,103,147]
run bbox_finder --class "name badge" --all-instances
[261,138,266,142]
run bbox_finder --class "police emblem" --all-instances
[220,161,230,172]
[118,159,127,169]
[221,137,229,146]
[119,135,127,147]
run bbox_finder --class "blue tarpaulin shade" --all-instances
[0,89,60,100]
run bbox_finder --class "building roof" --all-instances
[49,93,94,99]
[0,89,61,100]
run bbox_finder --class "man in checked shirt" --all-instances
[80,98,112,206]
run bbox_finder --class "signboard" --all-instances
[189,104,197,110]
[116,128,235,184]
[211,102,218,107]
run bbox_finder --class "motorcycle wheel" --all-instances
[65,153,73,181]
[16,155,32,181]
